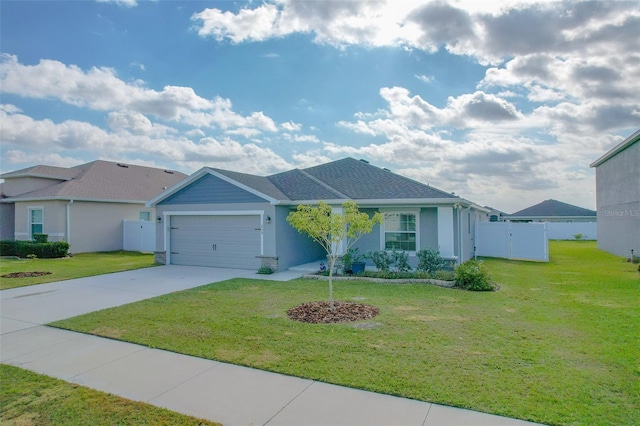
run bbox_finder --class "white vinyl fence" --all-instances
[123,220,156,252]
[475,222,549,262]
[547,222,597,240]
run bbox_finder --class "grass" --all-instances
[50,242,640,426]
[0,251,155,290]
[0,364,219,425]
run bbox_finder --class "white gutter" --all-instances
[279,197,478,207]
[2,196,148,204]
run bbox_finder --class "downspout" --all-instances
[457,204,471,265]
[66,200,74,249]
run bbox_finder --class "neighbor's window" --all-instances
[139,211,151,221]
[384,213,417,251]
[30,208,43,238]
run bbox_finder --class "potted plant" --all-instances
[346,247,366,275]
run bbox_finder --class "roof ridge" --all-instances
[296,168,350,199]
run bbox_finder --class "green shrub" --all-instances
[32,233,48,243]
[417,248,445,273]
[455,260,495,291]
[364,250,394,272]
[392,250,412,272]
[257,265,275,274]
[0,240,70,258]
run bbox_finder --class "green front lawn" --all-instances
[51,242,640,426]
[0,251,156,290]
[0,364,218,425]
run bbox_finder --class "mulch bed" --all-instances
[1,271,52,278]
[287,301,380,324]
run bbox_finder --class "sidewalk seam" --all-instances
[262,379,316,425]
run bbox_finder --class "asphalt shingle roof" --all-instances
[297,158,456,200]
[3,160,188,202]
[511,199,596,217]
[213,157,456,202]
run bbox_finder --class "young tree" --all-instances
[287,201,384,311]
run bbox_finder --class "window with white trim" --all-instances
[383,212,417,251]
[29,208,43,238]
[139,211,151,221]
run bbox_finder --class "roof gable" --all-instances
[511,199,596,217]
[158,173,269,205]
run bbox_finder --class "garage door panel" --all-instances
[170,215,261,269]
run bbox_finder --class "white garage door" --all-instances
[169,215,262,269]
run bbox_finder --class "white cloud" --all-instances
[0,106,291,176]
[0,54,278,132]
[281,120,302,131]
[96,0,138,7]
[415,74,433,83]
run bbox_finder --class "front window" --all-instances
[30,208,43,238]
[384,213,417,251]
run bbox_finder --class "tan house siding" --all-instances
[68,201,153,253]
[14,200,68,241]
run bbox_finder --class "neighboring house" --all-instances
[590,129,640,258]
[505,199,597,223]
[147,157,489,271]
[0,161,187,253]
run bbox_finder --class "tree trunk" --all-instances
[328,255,337,311]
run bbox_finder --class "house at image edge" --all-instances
[147,157,489,271]
[0,161,187,253]
[590,128,640,258]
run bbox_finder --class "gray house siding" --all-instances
[159,174,267,205]
[595,140,639,258]
[420,208,439,251]
[274,206,326,270]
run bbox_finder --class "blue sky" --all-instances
[1,0,638,212]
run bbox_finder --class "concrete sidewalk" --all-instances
[1,266,543,426]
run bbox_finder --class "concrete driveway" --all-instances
[1,265,255,334]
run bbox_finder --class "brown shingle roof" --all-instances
[3,160,188,202]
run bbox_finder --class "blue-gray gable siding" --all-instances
[159,174,268,205]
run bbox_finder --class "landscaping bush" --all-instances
[32,233,48,243]
[392,250,412,272]
[0,240,70,259]
[455,260,495,291]
[364,250,394,272]
[416,248,445,274]
[257,265,275,274]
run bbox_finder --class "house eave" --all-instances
[590,128,640,168]
[2,196,146,204]
[278,198,490,211]
[0,173,74,181]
